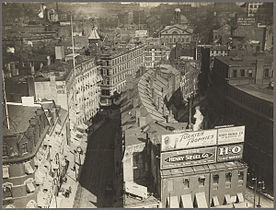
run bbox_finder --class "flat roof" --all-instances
[216,54,273,67]
[233,84,273,103]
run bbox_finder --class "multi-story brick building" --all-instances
[159,24,194,48]
[144,44,170,69]
[247,2,263,17]
[99,44,145,106]
[34,52,102,129]
[209,53,273,191]
[2,97,70,208]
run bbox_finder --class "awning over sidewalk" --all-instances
[237,192,244,203]
[195,192,208,208]
[224,194,232,205]
[2,166,9,179]
[26,182,35,193]
[180,194,193,208]
[168,196,179,208]
[233,202,248,208]
[25,162,34,175]
[211,196,220,207]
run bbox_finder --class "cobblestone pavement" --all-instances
[73,109,120,208]
[244,187,274,208]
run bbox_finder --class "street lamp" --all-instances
[257,181,265,208]
[252,177,257,208]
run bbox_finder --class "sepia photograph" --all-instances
[1,1,274,208]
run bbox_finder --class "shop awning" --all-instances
[237,193,244,203]
[233,202,248,208]
[224,194,231,205]
[25,162,34,175]
[180,194,193,208]
[2,166,9,179]
[212,196,220,207]
[26,182,35,193]
[195,192,208,208]
[168,196,179,208]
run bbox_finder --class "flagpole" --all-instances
[2,70,10,129]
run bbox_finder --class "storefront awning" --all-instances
[180,194,193,208]
[195,192,208,208]
[168,196,179,208]
[237,193,244,203]
[212,196,220,207]
[2,167,9,179]
[25,162,34,175]
[233,202,248,208]
[224,194,232,205]
[26,182,35,193]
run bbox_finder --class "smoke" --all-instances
[193,106,204,131]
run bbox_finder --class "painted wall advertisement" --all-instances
[217,126,245,145]
[160,147,216,169]
[161,130,217,152]
[216,143,243,162]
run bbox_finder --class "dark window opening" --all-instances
[264,69,269,78]
[198,177,205,186]
[225,172,232,183]
[238,171,244,181]
[213,174,219,184]
[183,178,190,189]
[240,69,245,77]
[232,69,237,78]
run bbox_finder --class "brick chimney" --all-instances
[255,57,264,85]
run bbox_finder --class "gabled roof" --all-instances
[160,24,193,34]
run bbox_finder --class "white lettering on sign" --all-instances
[161,129,217,152]
[217,126,245,145]
[218,145,241,155]
[217,144,243,162]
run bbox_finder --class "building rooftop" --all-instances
[3,104,41,136]
[216,54,273,67]
[234,84,273,103]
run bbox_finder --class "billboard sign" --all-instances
[216,143,243,162]
[217,126,245,145]
[161,129,217,152]
[237,17,255,26]
[160,147,216,169]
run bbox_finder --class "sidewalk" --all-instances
[244,187,274,208]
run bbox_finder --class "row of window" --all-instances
[181,172,244,190]
[103,47,144,66]
[231,69,253,78]
[162,36,191,43]
[101,56,143,76]
[76,68,98,84]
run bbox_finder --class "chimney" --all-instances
[47,56,51,65]
[255,58,264,85]
[138,116,146,128]
[135,108,141,123]
[40,62,44,70]
[55,46,65,60]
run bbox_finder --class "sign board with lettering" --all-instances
[216,143,243,162]
[217,126,245,145]
[237,17,255,26]
[125,182,148,199]
[160,147,216,169]
[161,130,217,152]
[135,30,148,38]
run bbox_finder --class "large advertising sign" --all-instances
[216,143,243,162]
[161,130,217,152]
[125,182,148,199]
[160,147,216,169]
[217,126,245,145]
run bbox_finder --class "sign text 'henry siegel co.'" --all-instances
[160,147,216,169]
[161,129,217,152]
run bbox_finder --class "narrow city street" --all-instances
[244,187,274,208]
[73,109,120,208]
